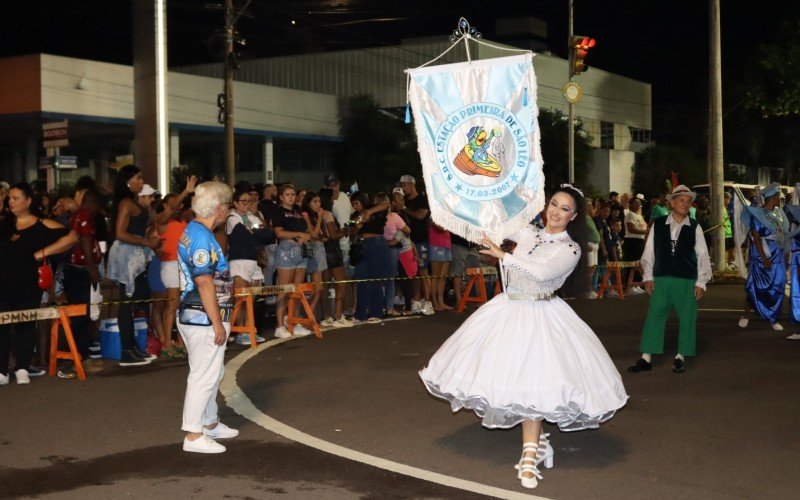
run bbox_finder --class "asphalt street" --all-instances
[1,283,799,499]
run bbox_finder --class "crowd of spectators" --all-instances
[0,172,729,385]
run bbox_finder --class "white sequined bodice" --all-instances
[501,225,581,296]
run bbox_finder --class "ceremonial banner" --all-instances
[407,53,543,243]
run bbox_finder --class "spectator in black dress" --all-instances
[0,182,77,385]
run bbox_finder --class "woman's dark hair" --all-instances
[75,175,97,193]
[301,191,319,226]
[350,191,370,209]
[113,165,141,207]
[318,188,334,212]
[1,182,42,233]
[233,188,250,204]
[555,185,590,299]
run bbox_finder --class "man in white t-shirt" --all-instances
[324,173,353,228]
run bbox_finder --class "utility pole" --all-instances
[567,0,575,184]
[709,0,725,272]
[224,0,235,186]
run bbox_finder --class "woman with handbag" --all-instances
[350,192,392,323]
[270,184,312,338]
[0,182,77,385]
[318,188,352,328]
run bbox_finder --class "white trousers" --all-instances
[177,320,230,433]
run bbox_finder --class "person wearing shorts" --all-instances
[428,223,453,311]
[270,184,311,338]
[450,234,480,305]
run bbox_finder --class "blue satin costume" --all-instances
[785,205,800,322]
[745,208,788,324]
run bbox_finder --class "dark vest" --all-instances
[653,216,698,280]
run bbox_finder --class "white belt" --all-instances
[506,292,555,301]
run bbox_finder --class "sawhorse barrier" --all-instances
[0,304,89,380]
[457,266,501,312]
[235,283,322,345]
[597,261,642,300]
[0,304,91,380]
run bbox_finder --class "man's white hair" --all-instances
[192,181,232,218]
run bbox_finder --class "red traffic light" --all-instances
[570,36,596,77]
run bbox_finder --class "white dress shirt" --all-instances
[640,214,712,290]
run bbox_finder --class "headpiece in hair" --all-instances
[559,183,585,198]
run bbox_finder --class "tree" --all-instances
[744,18,800,117]
[632,144,706,197]
[537,109,593,194]
[336,94,421,194]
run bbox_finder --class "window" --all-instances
[600,121,614,149]
[629,127,651,144]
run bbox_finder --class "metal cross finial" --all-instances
[449,17,482,43]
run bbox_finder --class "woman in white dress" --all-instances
[419,185,628,489]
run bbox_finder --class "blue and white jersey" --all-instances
[178,220,232,308]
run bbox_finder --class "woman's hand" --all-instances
[185,175,198,194]
[295,232,311,244]
[479,233,506,260]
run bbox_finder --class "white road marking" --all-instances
[220,334,547,500]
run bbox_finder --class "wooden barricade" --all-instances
[457,267,500,312]
[48,304,89,380]
[597,261,641,300]
[231,288,258,348]
[287,283,322,338]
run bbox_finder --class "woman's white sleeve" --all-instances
[502,242,580,282]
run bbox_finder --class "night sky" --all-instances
[0,0,788,143]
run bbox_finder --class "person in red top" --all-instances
[62,189,104,375]
[155,176,196,356]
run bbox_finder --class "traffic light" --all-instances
[570,36,596,77]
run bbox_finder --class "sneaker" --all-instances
[628,286,645,295]
[786,333,800,340]
[27,367,46,377]
[119,350,150,367]
[14,369,30,385]
[292,324,312,337]
[235,333,266,345]
[421,302,435,316]
[0,373,8,385]
[366,317,383,324]
[183,435,226,454]
[274,326,292,338]
[203,422,239,439]
[411,301,422,314]
[587,291,598,299]
[772,322,784,331]
[320,317,335,328]
[606,289,619,297]
[332,316,353,328]
[57,369,77,379]
[134,347,157,361]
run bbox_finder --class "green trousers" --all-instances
[639,276,698,356]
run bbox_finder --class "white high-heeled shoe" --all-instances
[515,433,554,470]
[517,442,543,489]
[772,322,783,331]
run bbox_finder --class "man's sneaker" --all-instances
[203,422,239,439]
[134,347,157,361]
[27,367,46,377]
[14,369,30,385]
[119,350,150,367]
[421,301,435,316]
[628,286,645,295]
[320,317,335,328]
[274,326,292,338]
[292,324,312,337]
[0,373,8,385]
[411,301,422,314]
[332,316,353,328]
[183,435,226,454]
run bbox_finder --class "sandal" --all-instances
[517,442,543,489]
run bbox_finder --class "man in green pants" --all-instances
[628,185,712,374]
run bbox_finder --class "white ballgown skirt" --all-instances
[419,293,628,430]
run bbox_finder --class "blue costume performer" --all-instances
[740,183,789,331]
[784,184,800,340]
